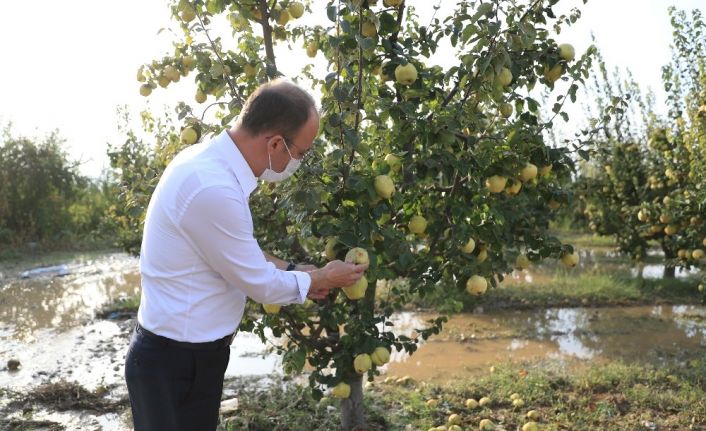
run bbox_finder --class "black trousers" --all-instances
[124,324,232,431]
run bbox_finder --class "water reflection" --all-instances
[0,254,140,340]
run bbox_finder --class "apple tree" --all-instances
[575,7,706,279]
[125,0,595,428]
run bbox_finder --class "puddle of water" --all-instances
[384,305,706,382]
[0,253,140,340]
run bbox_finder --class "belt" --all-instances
[135,322,234,351]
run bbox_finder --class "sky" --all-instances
[0,0,704,178]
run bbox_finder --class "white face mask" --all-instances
[260,138,301,183]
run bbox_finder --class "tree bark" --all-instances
[662,243,676,279]
[341,374,366,431]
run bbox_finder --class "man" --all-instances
[125,80,367,431]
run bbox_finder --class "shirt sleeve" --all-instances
[179,185,311,305]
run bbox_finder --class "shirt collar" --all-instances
[214,129,258,197]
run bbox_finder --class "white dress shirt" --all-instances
[137,130,311,342]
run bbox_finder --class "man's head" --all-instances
[234,80,319,180]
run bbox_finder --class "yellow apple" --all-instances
[703,238,706,247]
[515,254,530,270]
[180,7,196,22]
[362,21,377,38]
[506,180,522,195]
[466,275,488,296]
[499,102,513,118]
[276,9,290,25]
[306,40,318,58]
[543,64,563,83]
[345,247,369,264]
[425,398,439,407]
[462,238,476,254]
[374,175,395,199]
[288,2,305,18]
[262,304,281,314]
[325,237,337,260]
[384,154,401,172]
[659,214,672,224]
[664,225,678,235]
[370,347,390,366]
[486,175,507,193]
[637,209,648,222]
[164,65,180,81]
[354,353,372,374]
[561,251,579,267]
[522,422,539,431]
[478,396,491,407]
[448,426,462,431]
[136,69,146,82]
[526,410,540,421]
[332,382,351,398]
[383,0,403,6]
[181,56,195,68]
[477,248,488,262]
[139,84,152,97]
[479,418,494,430]
[699,284,704,293]
[678,249,688,259]
[465,398,479,408]
[548,200,561,210]
[692,249,705,259]
[518,163,538,182]
[343,275,368,300]
[408,215,428,235]
[244,64,257,78]
[512,398,525,407]
[395,63,418,86]
[195,89,207,104]
[495,67,513,87]
[539,164,552,176]
[558,43,575,61]
[180,127,198,145]
[158,75,170,88]
[448,414,461,426]
[510,393,520,400]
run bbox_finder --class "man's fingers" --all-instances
[354,264,369,272]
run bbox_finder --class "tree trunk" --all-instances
[341,374,366,431]
[662,243,676,279]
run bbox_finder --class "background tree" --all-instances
[123,0,598,428]
[575,8,705,279]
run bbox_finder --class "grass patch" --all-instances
[0,419,65,431]
[97,295,141,319]
[217,359,706,430]
[8,381,127,414]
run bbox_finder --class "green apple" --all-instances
[395,63,418,86]
[479,418,494,430]
[332,382,351,398]
[343,275,368,300]
[374,175,395,199]
[486,175,507,193]
[158,75,170,88]
[288,2,305,18]
[408,215,427,235]
[383,0,403,6]
[505,180,522,195]
[180,6,196,22]
[478,396,491,407]
[448,414,461,426]
[495,67,513,87]
[262,304,281,314]
[522,422,539,431]
[180,127,198,145]
[354,353,372,374]
[465,398,478,408]
[384,154,401,172]
[244,64,257,78]
[276,9,290,25]
[370,346,390,365]
[526,410,540,421]
[195,89,207,104]
[139,84,152,97]
[164,65,180,81]
[466,275,487,296]
[539,164,552,176]
[362,21,377,37]
[499,102,513,118]
[306,40,318,58]
[559,43,575,61]
[136,69,146,82]
[512,398,525,407]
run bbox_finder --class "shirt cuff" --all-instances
[290,271,311,303]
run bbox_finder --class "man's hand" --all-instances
[306,260,368,299]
